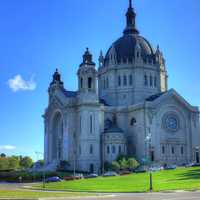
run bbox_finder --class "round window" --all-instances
[162,113,179,132]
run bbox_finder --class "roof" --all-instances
[62,90,77,98]
[104,34,155,66]
[99,98,110,106]
[104,125,124,133]
[145,92,166,102]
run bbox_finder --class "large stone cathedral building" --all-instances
[44,1,200,173]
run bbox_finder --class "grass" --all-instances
[0,189,92,199]
[35,167,200,193]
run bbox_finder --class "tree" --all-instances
[0,157,9,170]
[111,161,120,171]
[20,156,33,169]
[8,156,20,170]
[127,158,139,170]
[38,160,45,167]
[0,153,6,158]
[104,161,112,171]
[119,158,128,170]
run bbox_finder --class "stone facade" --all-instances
[43,1,200,173]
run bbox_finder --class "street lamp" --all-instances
[35,151,45,189]
[145,133,153,192]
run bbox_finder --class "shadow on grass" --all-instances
[170,168,200,181]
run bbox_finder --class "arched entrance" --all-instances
[51,112,63,161]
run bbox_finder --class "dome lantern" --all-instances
[123,0,139,35]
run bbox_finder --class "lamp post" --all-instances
[145,133,153,192]
[35,151,45,189]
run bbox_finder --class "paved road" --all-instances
[53,192,200,200]
[1,183,200,200]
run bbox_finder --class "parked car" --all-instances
[149,166,164,172]
[191,163,200,167]
[164,165,177,170]
[103,171,118,177]
[119,170,132,176]
[84,173,98,179]
[134,166,147,173]
[64,173,84,181]
[45,176,61,183]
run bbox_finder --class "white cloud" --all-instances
[8,74,36,92]
[0,145,16,150]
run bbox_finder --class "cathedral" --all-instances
[44,0,200,173]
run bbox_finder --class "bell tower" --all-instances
[77,48,97,94]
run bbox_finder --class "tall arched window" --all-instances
[80,78,83,88]
[79,145,81,155]
[150,75,153,87]
[144,75,148,86]
[90,144,93,154]
[154,76,157,87]
[88,77,92,89]
[162,146,165,154]
[107,145,110,154]
[129,74,133,85]
[80,116,82,134]
[119,145,122,154]
[123,75,127,86]
[118,76,121,86]
[90,115,93,134]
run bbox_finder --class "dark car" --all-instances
[45,176,61,183]
[84,173,98,179]
[164,165,177,170]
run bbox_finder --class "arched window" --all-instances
[181,146,184,155]
[123,75,127,86]
[79,145,81,155]
[80,78,83,88]
[112,145,116,154]
[80,116,82,134]
[90,144,93,154]
[150,75,153,87]
[118,76,121,86]
[137,51,140,58]
[107,145,110,154]
[130,118,136,126]
[154,76,157,87]
[88,77,92,89]
[119,145,122,154]
[144,75,148,86]
[90,115,93,133]
[171,147,175,154]
[162,146,165,154]
[129,74,133,85]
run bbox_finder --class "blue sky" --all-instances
[0,0,200,161]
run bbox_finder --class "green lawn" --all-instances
[0,190,91,199]
[35,167,200,192]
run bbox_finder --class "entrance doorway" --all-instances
[90,164,94,173]
[150,151,155,162]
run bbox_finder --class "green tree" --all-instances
[127,158,139,170]
[119,158,128,170]
[0,157,9,170]
[38,160,45,167]
[20,156,33,169]
[0,153,6,158]
[111,161,120,172]
[8,156,20,170]
[104,161,112,171]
